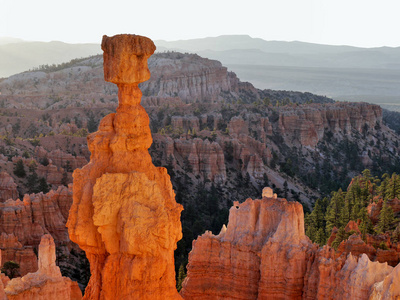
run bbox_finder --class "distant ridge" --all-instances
[1,35,400,110]
[155,35,400,109]
[155,34,361,54]
[0,37,25,45]
[155,35,400,69]
[0,40,101,77]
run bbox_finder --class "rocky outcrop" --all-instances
[67,34,182,300]
[165,137,226,183]
[0,186,73,276]
[0,185,71,246]
[368,197,400,224]
[275,102,382,147]
[182,191,400,299]
[0,172,18,203]
[327,221,400,267]
[4,234,81,300]
[369,262,400,299]
[181,193,314,299]
[304,249,393,299]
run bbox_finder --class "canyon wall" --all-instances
[67,34,183,299]
[139,52,240,103]
[275,102,382,147]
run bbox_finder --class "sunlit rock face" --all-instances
[67,34,183,300]
[4,234,82,300]
[181,192,314,299]
[181,189,400,300]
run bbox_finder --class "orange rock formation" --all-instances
[4,234,81,300]
[0,185,73,276]
[181,191,400,299]
[181,195,313,299]
[67,34,183,300]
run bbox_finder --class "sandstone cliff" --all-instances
[67,34,182,300]
[275,102,382,147]
[4,234,81,300]
[181,188,400,299]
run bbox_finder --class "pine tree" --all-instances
[263,173,269,188]
[305,213,317,242]
[388,173,400,199]
[305,198,327,244]
[61,171,68,187]
[87,112,98,133]
[1,261,20,279]
[13,159,26,177]
[376,200,395,233]
[315,227,327,245]
[325,190,344,234]
[38,177,50,194]
[331,227,347,250]
[359,207,374,238]
[339,198,351,228]
[27,170,39,194]
[379,173,390,201]
[283,180,288,199]
[176,264,186,291]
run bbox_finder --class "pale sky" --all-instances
[1,0,400,47]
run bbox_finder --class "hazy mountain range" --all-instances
[1,35,400,110]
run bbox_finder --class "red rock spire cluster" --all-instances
[67,34,183,299]
[181,189,400,299]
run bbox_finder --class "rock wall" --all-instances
[275,102,382,147]
[181,191,400,299]
[67,34,182,300]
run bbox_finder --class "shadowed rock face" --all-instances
[67,34,183,300]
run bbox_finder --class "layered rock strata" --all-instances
[0,185,73,276]
[4,234,81,300]
[67,34,183,300]
[181,191,400,299]
[181,195,313,299]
